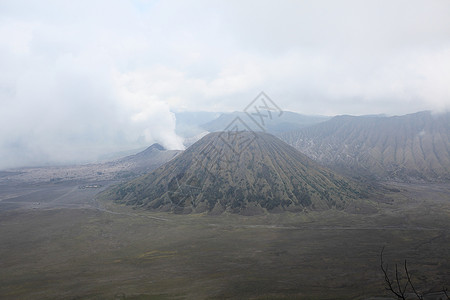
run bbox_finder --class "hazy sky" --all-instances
[1,0,449,168]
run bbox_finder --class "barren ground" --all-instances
[0,170,449,299]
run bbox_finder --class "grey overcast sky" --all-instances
[1,0,450,168]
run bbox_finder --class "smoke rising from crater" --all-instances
[0,0,449,168]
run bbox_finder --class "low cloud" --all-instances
[0,0,449,168]
[0,56,184,169]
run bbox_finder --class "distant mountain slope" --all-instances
[1,144,182,184]
[279,111,450,182]
[112,143,181,174]
[174,111,221,138]
[102,132,365,214]
[201,111,330,134]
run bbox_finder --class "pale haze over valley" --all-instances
[1,2,450,299]
[1,0,449,167]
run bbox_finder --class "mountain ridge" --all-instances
[279,111,450,182]
[201,111,330,134]
[102,132,365,214]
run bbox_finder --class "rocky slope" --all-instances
[279,111,450,182]
[103,132,365,214]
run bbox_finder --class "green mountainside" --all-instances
[102,132,364,214]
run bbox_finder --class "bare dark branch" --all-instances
[443,287,449,300]
[395,264,406,299]
[405,260,423,300]
[380,247,405,299]
[380,247,448,300]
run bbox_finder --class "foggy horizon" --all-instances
[1,2,450,298]
[1,0,450,169]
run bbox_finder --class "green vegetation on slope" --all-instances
[102,132,365,214]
